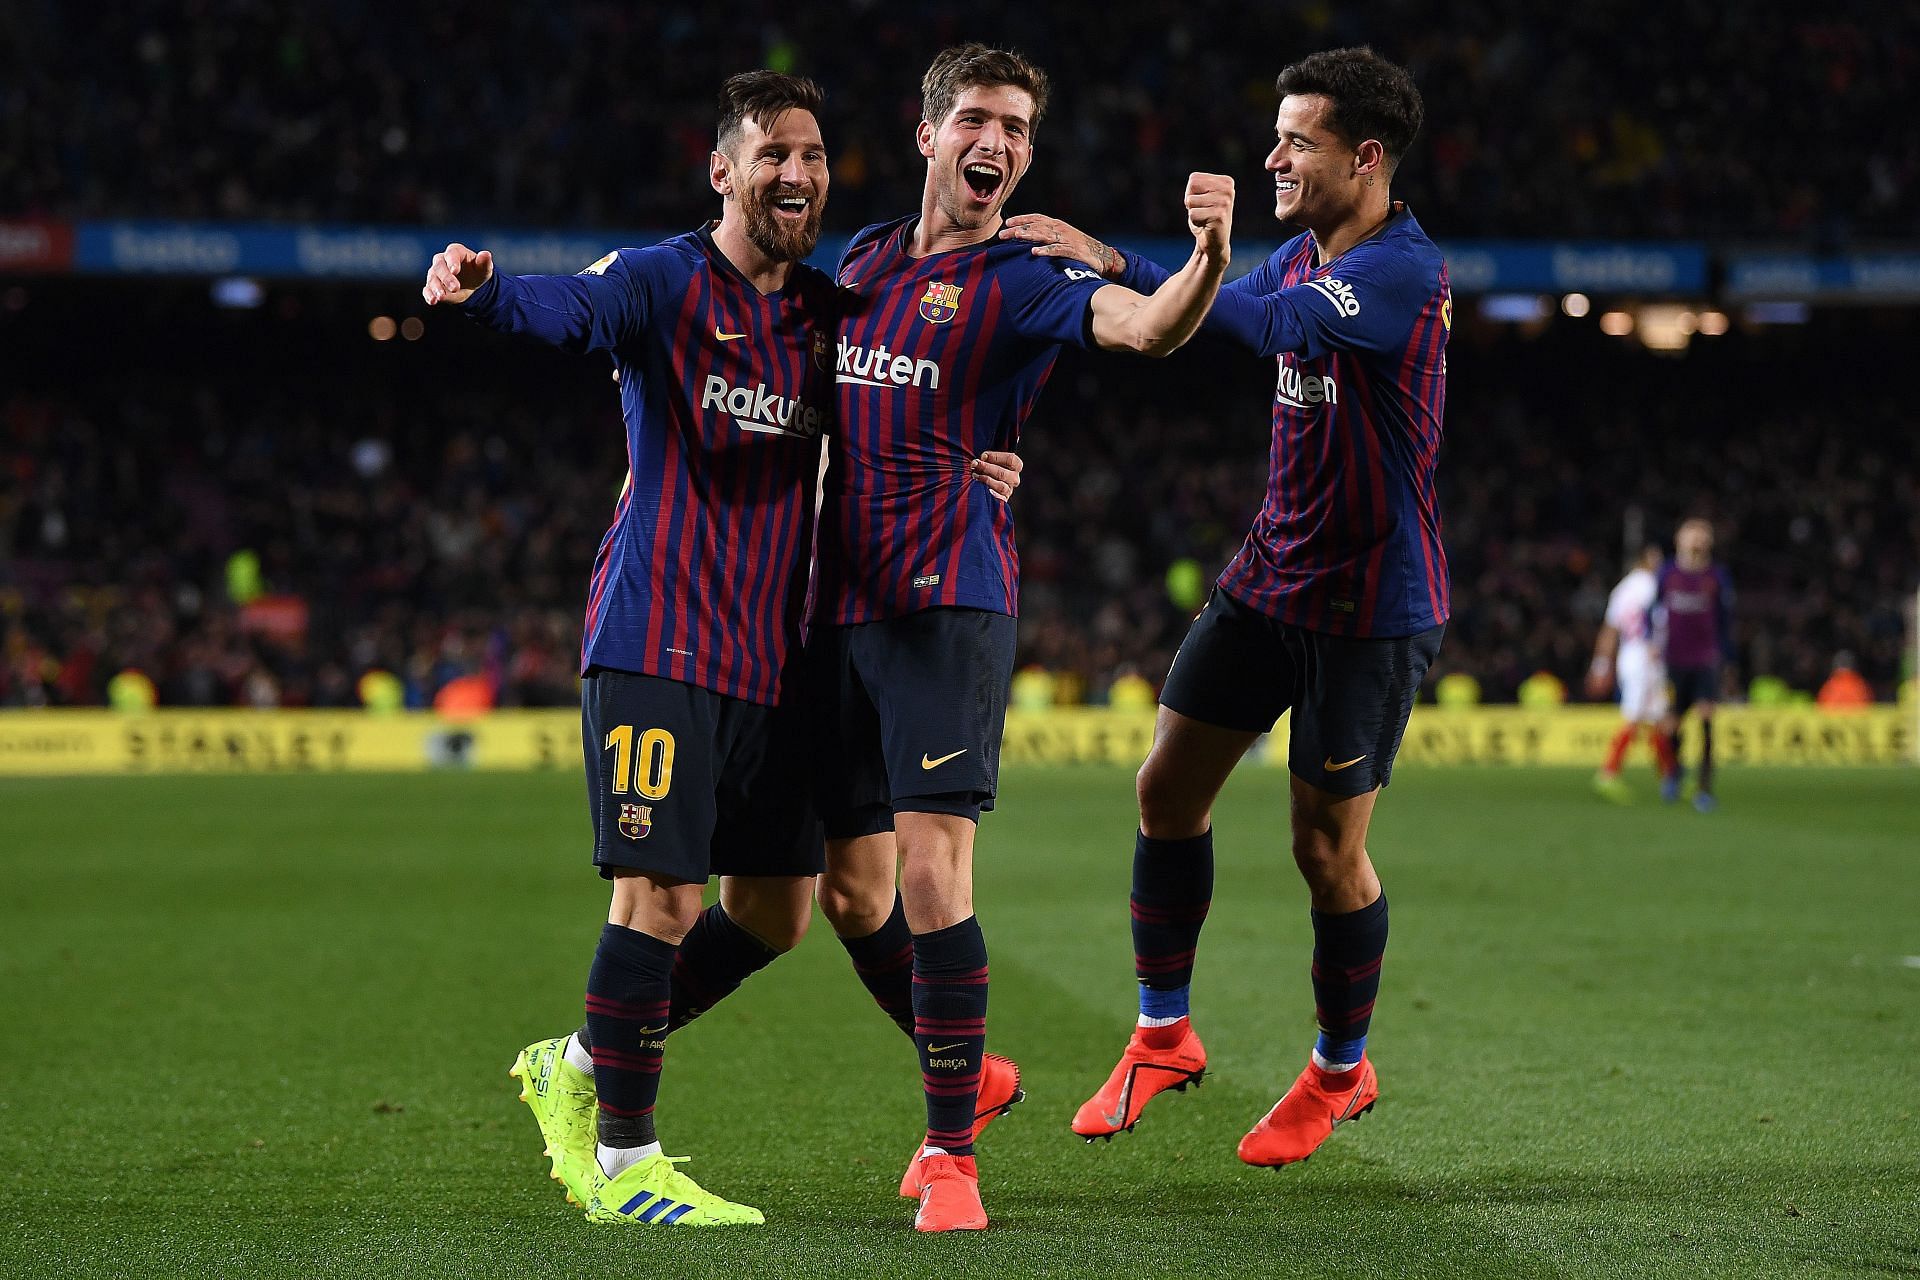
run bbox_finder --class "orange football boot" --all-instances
[1070,1020,1207,1140]
[899,1052,1024,1197]
[911,1152,988,1233]
[1236,1054,1378,1167]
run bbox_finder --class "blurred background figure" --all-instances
[1588,544,1678,803]
[1657,519,1733,811]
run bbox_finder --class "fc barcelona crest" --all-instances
[918,280,964,324]
[812,328,832,371]
[617,803,653,840]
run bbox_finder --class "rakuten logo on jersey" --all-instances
[1305,276,1360,317]
[1275,356,1339,409]
[837,339,941,391]
[700,376,827,439]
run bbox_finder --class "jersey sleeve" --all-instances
[1604,582,1633,631]
[460,247,660,354]
[1205,241,1434,360]
[1002,254,1109,348]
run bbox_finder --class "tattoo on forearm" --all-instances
[1091,239,1122,278]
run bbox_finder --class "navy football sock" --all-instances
[838,893,916,1037]
[912,916,989,1156]
[584,922,677,1147]
[667,904,780,1033]
[1309,893,1389,1073]
[1131,829,1213,1044]
[1698,719,1715,795]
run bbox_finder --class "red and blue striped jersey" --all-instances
[1655,561,1733,667]
[1125,206,1450,637]
[462,227,837,704]
[811,215,1109,624]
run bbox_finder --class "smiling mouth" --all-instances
[771,191,812,219]
[962,162,1005,202]
[1275,179,1299,197]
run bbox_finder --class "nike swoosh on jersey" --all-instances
[921,749,967,770]
[713,327,748,341]
[1323,755,1368,772]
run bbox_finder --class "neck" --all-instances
[1311,193,1397,265]
[709,217,791,294]
[909,185,999,258]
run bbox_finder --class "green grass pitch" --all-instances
[2,765,1916,1278]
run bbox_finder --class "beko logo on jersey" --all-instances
[1305,276,1360,317]
[1275,357,1338,409]
[837,339,941,391]
[1063,266,1101,282]
[700,376,826,439]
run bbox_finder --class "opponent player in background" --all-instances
[1588,545,1681,802]
[1658,518,1734,811]
[1004,46,1448,1167]
[421,73,1025,1227]
[802,43,1234,1231]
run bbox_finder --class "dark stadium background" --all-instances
[3,2,1915,708]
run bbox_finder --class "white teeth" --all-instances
[965,164,999,178]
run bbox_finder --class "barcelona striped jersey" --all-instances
[461,226,838,705]
[810,215,1110,625]
[1127,204,1450,637]
[1656,562,1733,667]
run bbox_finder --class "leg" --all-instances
[662,875,810,1033]
[1238,624,1438,1168]
[896,811,986,1152]
[1694,704,1717,808]
[590,871,703,1167]
[820,831,916,1036]
[1133,707,1259,1029]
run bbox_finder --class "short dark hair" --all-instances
[716,71,825,158]
[921,43,1051,133]
[1276,47,1423,169]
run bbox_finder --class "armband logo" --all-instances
[1306,276,1361,318]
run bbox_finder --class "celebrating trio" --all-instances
[421,39,1449,1233]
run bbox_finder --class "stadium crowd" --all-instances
[2,298,1913,709]
[6,1,1913,242]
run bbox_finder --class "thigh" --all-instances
[1669,665,1712,717]
[581,668,722,882]
[1289,624,1444,796]
[710,696,826,878]
[801,626,894,840]
[856,608,1017,817]
[1158,589,1301,733]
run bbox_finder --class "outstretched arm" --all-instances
[423,242,643,354]
[1082,173,1233,358]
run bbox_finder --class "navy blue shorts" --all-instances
[1159,590,1443,796]
[580,667,823,882]
[802,607,1018,838]
[1668,664,1720,716]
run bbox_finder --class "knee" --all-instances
[1136,760,1207,838]
[1289,827,1347,889]
[750,904,811,953]
[724,881,813,953]
[817,871,891,938]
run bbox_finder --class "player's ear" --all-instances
[710,150,733,198]
[915,119,936,160]
[1353,139,1385,179]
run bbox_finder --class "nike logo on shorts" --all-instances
[921,749,967,770]
[1323,754,1368,772]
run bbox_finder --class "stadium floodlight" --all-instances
[1561,292,1591,318]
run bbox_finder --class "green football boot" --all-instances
[508,1036,597,1206]
[584,1153,765,1226]
[1591,771,1633,805]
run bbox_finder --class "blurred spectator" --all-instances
[1816,653,1872,710]
[4,3,1913,243]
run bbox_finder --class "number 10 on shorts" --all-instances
[604,725,675,799]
